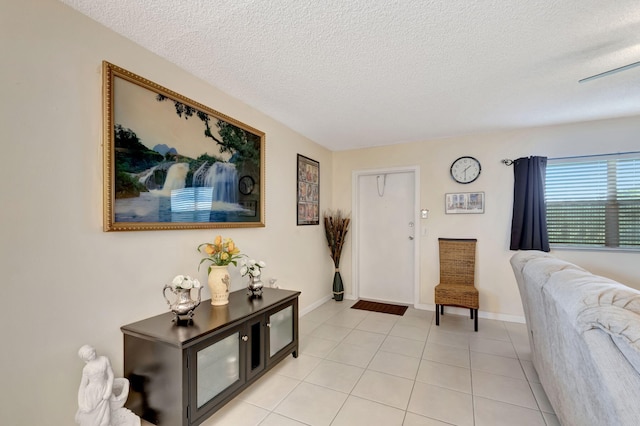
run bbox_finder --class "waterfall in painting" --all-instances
[192,161,239,204]
[115,160,245,223]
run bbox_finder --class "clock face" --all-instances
[450,156,481,184]
[238,175,255,195]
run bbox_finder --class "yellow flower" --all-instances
[198,235,244,269]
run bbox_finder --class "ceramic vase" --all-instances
[333,270,344,301]
[208,265,230,306]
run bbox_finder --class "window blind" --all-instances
[545,153,640,249]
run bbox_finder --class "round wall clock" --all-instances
[238,175,255,195]
[450,156,481,184]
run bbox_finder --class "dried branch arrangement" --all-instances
[323,210,351,268]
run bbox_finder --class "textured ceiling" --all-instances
[60,0,640,151]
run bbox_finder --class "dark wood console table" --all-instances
[121,287,300,426]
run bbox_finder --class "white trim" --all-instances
[304,297,526,324]
[351,165,421,306]
[415,303,526,324]
[299,294,332,317]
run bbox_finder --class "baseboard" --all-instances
[409,303,526,324]
[299,294,333,317]
[305,296,525,324]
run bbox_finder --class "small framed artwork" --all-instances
[102,61,265,231]
[445,192,485,214]
[297,154,319,225]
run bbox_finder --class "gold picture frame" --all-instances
[102,61,265,231]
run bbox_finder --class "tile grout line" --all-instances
[245,301,555,426]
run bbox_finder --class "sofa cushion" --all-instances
[545,268,640,374]
[521,255,586,291]
[578,286,640,374]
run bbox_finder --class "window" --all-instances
[545,153,640,250]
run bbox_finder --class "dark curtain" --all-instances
[510,156,550,252]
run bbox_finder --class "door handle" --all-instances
[409,236,414,240]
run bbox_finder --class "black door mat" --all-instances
[351,300,408,316]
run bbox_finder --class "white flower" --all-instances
[239,258,266,278]
[172,274,200,289]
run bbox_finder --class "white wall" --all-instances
[333,117,640,320]
[0,1,333,424]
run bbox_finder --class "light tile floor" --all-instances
[143,299,560,426]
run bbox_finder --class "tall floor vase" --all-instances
[208,265,230,306]
[333,270,344,301]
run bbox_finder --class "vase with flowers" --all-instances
[323,210,350,301]
[240,259,266,297]
[198,235,243,306]
[163,275,202,322]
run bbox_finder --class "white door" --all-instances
[355,170,416,304]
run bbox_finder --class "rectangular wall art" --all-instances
[445,192,485,214]
[297,154,319,225]
[102,61,265,231]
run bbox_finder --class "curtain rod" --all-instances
[501,151,640,166]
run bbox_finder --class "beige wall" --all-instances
[3,1,640,425]
[1,1,332,424]
[333,117,640,320]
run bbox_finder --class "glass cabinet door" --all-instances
[196,333,239,407]
[190,324,245,422]
[268,304,294,358]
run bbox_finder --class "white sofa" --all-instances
[510,251,640,426]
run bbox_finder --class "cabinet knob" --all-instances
[266,323,271,328]
[242,335,248,342]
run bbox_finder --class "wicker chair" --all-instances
[434,238,479,331]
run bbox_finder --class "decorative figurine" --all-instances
[75,345,140,426]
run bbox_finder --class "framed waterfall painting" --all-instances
[102,61,265,231]
[296,154,319,225]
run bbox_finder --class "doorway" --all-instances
[352,167,419,305]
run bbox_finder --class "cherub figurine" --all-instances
[75,345,140,426]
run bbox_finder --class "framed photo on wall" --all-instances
[297,154,319,225]
[102,61,265,231]
[445,192,485,214]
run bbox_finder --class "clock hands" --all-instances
[451,156,481,183]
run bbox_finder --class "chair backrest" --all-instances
[439,238,477,286]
